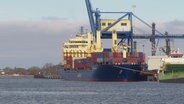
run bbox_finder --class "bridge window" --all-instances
[102,23,106,26]
[64,45,69,48]
[114,40,117,44]
[121,23,127,26]
[70,45,78,48]
[108,23,111,26]
[69,41,88,43]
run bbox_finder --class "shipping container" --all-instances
[97,53,104,58]
[91,57,97,63]
[109,53,113,57]
[127,57,138,64]
[90,53,97,63]
[103,52,112,58]
[103,48,111,52]
[139,57,145,62]
[97,58,103,62]
[91,53,98,58]
[134,51,139,57]
[127,52,130,57]
[113,52,118,58]
[104,58,113,63]
[64,56,72,60]
[74,62,91,70]
[122,58,128,63]
[64,64,72,69]
[138,52,144,57]
[113,52,122,58]
[112,58,122,64]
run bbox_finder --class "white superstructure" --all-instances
[162,53,184,64]
[147,52,184,71]
[63,32,94,58]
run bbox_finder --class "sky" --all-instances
[0,0,184,68]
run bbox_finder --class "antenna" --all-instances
[80,26,84,34]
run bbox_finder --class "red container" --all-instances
[139,57,145,62]
[74,63,90,70]
[109,53,113,57]
[90,56,97,63]
[134,51,139,57]
[113,52,118,58]
[64,56,72,60]
[112,58,122,64]
[127,57,136,64]
[103,52,109,58]
[66,59,72,64]
[91,52,103,63]
[74,63,82,69]
[64,64,72,69]
[104,58,112,63]
[91,53,97,58]
[127,52,130,57]
[113,52,122,58]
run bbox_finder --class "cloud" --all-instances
[0,20,86,36]
[133,19,184,35]
[0,19,89,68]
[159,20,184,34]
[41,16,67,21]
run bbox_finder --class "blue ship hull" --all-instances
[61,64,147,81]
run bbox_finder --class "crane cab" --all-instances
[100,19,131,32]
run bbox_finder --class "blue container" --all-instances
[97,53,103,58]
[97,58,103,62]
[103,48,111,52]
[74,60,81,64]
[104,58,113,63]
[138,52,144,57]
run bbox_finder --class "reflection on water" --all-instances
[0,76,184,104]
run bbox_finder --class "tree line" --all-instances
[0,63,63,76]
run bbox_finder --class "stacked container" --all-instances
[64,56,73,69]
[134,51,139,57]
[103,52,113,64]
[112,52,123,64]
[97,53,104,63]
[138,52,145,62]
[74,58,91,69]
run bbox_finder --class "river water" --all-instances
[0,76,184,104]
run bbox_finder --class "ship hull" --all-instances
[159,78,184,83]
[159,64,184,83]
[61,64,147,81]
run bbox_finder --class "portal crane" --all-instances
[85,0,184,56]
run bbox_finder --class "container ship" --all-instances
[60,19,148,81]
[159,49,184,83]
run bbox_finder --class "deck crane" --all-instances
[85,0,184,56]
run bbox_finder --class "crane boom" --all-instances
[85,0,96,35]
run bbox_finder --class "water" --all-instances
[0,76,184,104]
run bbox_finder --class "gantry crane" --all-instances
[85,0,184,56]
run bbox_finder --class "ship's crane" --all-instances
[85,0,184,56]
[159,32,172,55]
